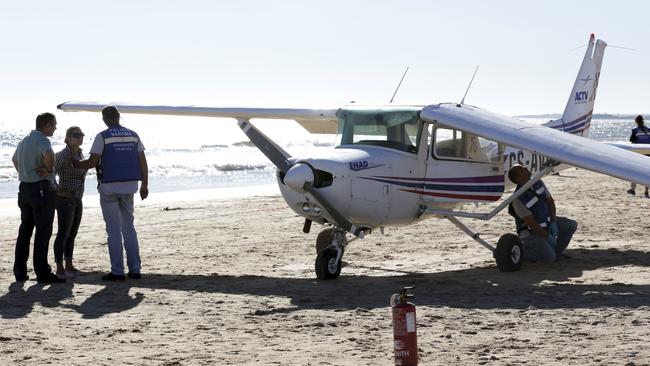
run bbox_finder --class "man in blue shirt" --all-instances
[11,112,65,283]
[74,106,149,281]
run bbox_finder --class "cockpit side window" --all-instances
[432,126,500,162]
[434,127,465,158]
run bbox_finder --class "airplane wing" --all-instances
[420,103,650,186]
[57,101,340,134]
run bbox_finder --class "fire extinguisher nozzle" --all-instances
[399,286,415,302]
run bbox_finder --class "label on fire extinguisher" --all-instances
[406,312,416,333]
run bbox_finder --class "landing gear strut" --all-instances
[445,216,524,272]
[315,227,347,280]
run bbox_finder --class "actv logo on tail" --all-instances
[574,90,589,103]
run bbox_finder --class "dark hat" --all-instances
[635,115,644,123]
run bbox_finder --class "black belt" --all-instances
[20,180,48,185]
[20,180,52,190]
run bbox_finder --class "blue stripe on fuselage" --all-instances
[360,177,504,192]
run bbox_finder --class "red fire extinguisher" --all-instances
[391,286,418,366]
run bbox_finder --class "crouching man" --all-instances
[507,164,577,262]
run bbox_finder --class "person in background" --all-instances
[507,165,577,263]
[53,126,88,279]
[74,106,148,281]
[11,112,65,283]
[627,114,650,197]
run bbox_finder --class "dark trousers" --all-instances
[53,196,83,263]
[14,181,56,280]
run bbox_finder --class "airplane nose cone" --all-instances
[284,163,314,192]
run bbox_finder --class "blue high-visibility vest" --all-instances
[513,181,551,235]
[99,126,142,183]
[632,126,650,144]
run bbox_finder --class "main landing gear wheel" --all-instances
[494,233,524,272]
[315,247,342,280]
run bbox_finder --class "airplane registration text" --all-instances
[504,151,553,174]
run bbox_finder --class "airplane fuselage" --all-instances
[276,105,581,229]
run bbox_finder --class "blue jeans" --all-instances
[521,216,577,262]
[53,196,83,263]
[100,193,141,276]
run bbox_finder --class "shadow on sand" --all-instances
[1,247,648,318]
[0,279,144,319]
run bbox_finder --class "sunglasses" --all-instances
[70,132,85,138]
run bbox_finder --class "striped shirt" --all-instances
[54,146,87,197]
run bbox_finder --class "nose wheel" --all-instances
[315,247,342,279]
[315,228,347,280]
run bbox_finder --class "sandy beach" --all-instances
[0,168,649,365]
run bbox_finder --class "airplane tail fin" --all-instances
[544,34,607,136]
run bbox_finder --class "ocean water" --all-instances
[0,115,337,199]
[0,116,637,199]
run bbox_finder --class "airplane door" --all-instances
[422,124,504,207]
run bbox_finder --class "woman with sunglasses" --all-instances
[53,126,88,278]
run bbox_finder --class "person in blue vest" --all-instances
[627,115,650,197]
[507,165,577,263]
[73,106,149,281]
[11,112,66,283]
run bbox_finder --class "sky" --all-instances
[1,0,649,130]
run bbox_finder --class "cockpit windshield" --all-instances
[336,107,421,154]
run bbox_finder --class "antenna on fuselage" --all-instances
[459,65,479,106]
[389,66,410,103]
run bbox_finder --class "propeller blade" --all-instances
[237,119,292,173]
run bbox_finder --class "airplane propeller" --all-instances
[237,119,292,173]
[236,119,364,236]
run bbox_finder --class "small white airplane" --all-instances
[59,34,650,279]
